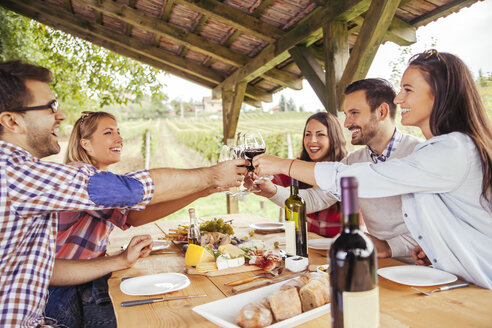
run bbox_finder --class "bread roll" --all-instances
[268,287,302,322]
[236,300,273,328]
[299,279,330,312]
[279,277,306,292]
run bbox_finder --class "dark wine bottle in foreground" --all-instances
[188,208,201,245]
[284,178,308,257]
[329,177,378,328]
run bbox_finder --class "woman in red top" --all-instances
[259,112,347,237]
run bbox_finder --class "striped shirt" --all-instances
[0,141,154,327]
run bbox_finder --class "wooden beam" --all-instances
[262,69,302,90]
[323,20,349,115]
[1,0,219,90]
[289,45,328,110]
[161,0,174,22]
[6,0,225,85]
[243,97,261,108]
[193,14,209,34]
[350,15,416,46]
[410,0,478,27]
[339,0,400,105]
[385,17,416,46]
[65,0,73,13]
[80,0,249,67]
[223,81,247,141]
[251,0,275,18]
[245,85,272,103]
[173,0,284,43]
[223,29,242,47]
[213,0,364,96]
[125,0,135,36]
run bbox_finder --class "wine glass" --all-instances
[242,131,273,183]
[217,145,235,195]
[218,144,248,197]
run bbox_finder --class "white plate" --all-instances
[308,238,333,250]
[377,265,457,286]
[249,222,284,231]
[193,279,330,328]
[121,239,171,252]
[120,273,190,296]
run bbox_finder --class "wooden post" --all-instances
[222,83,246,214]
[323,20,348,115]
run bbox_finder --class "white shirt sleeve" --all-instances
[314,133,469,199]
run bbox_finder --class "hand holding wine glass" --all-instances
[252,153,289,179]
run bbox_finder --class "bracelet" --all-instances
[288,159,296,177]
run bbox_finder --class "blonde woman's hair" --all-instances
[64,111,117,165]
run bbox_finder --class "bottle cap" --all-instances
[341,176,359,215]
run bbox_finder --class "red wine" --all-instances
[329,177,378,328]
[244,148,265,171]
[284,178,308,257]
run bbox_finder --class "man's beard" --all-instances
[352,114,379,146]
[25,123,60,158]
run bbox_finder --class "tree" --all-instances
[0,8,166,121]
[278,94,287,112]
[286,97,297,112]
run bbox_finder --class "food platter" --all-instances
[193,279,330,328]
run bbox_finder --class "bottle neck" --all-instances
[290,177,299,196]
[341,179,359,231]
[290,184,299,196]
[189,210,197,225]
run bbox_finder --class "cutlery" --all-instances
[120,294,207,307]
[231,271,306,294]
[224,274,268,286]
[149,251,178,256]
[412,282,470,296]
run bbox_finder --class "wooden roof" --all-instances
[2,0,480,109]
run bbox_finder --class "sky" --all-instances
[159,0,492,111]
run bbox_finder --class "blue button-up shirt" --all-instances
[315,132,492,289]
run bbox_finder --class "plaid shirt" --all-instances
[367,128,403,163]
[0,141,154,327]
[56,163,130,260]
[273,174,341,237]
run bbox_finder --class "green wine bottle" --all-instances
[284,178,308,257]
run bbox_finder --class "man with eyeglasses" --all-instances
[0,60,248,328]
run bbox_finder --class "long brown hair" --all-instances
[64,111,116,165]
[408,49,492,207]
[299,112,347,189]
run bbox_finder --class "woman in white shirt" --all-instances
[253,50,492,289]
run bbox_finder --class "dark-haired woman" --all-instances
[254,112,348,237]
[254,50,492,289]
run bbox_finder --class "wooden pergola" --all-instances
[1,0,480,212]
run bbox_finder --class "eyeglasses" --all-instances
[11,100,59,113]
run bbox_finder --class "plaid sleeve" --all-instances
[7,156,154,216]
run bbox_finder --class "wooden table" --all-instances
[107,213,492,327]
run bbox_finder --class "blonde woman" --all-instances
[46,112,217,327]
